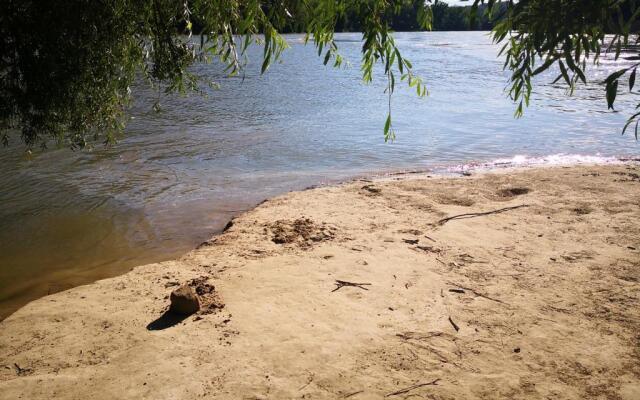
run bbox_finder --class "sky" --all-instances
[441,0,473,5]
[440,0,511,5]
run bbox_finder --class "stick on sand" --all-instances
[438,205,529,225]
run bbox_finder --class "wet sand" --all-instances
[0,198,244,321]
[1,164,639,399]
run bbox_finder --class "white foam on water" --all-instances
[446,153,633,175]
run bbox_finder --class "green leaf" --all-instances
[575,67,586,84]
[605,68,628,84]
[532,57,555,76]
[606,80,618,110]
[394,48,403,74]
[622,111,640,135]
[384,114,391,136]
[630,68,636,91]
[558,61,571,86]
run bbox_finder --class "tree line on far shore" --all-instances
[189,1,498,34]
[335,1,496,32]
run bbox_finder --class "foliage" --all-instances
[473,0,640,138]
[334,0,431,32]
[0,0,431,149]
[334,1,496,33]
[431,1,496,31]
[3,0,638,151]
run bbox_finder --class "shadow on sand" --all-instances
[146,310,189,331]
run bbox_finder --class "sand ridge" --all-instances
[1,164,639,399]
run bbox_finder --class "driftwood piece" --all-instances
[343,390,364,398]
[437,204,529,225]
[332,280,372,292]
[385,379,441,397]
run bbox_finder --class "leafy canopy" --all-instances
[0,0,430,150]
[1,0,639,151]
[473,0,640,138]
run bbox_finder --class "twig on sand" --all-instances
[13,363,31,376]
[298,374,314,390]
[448,316,460,332]
[385,379,441,397]
[437,205,529,225]
[343,390,364,398]
[448,282,507,304]
[396,331,443,341]
[416,245,440,253]
[332,280,372,292]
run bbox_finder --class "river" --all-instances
[0,32,638,319]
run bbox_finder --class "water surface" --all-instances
[1,32,638,319]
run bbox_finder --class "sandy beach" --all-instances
[1,164,639,399]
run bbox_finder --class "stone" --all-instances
[169,285,200,315]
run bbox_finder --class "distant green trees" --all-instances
[334,1,496,32]
[431,1,496,31]
[334,0,427,31]
[430,2,468,31]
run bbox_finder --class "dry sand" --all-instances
[1,164,639,399]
